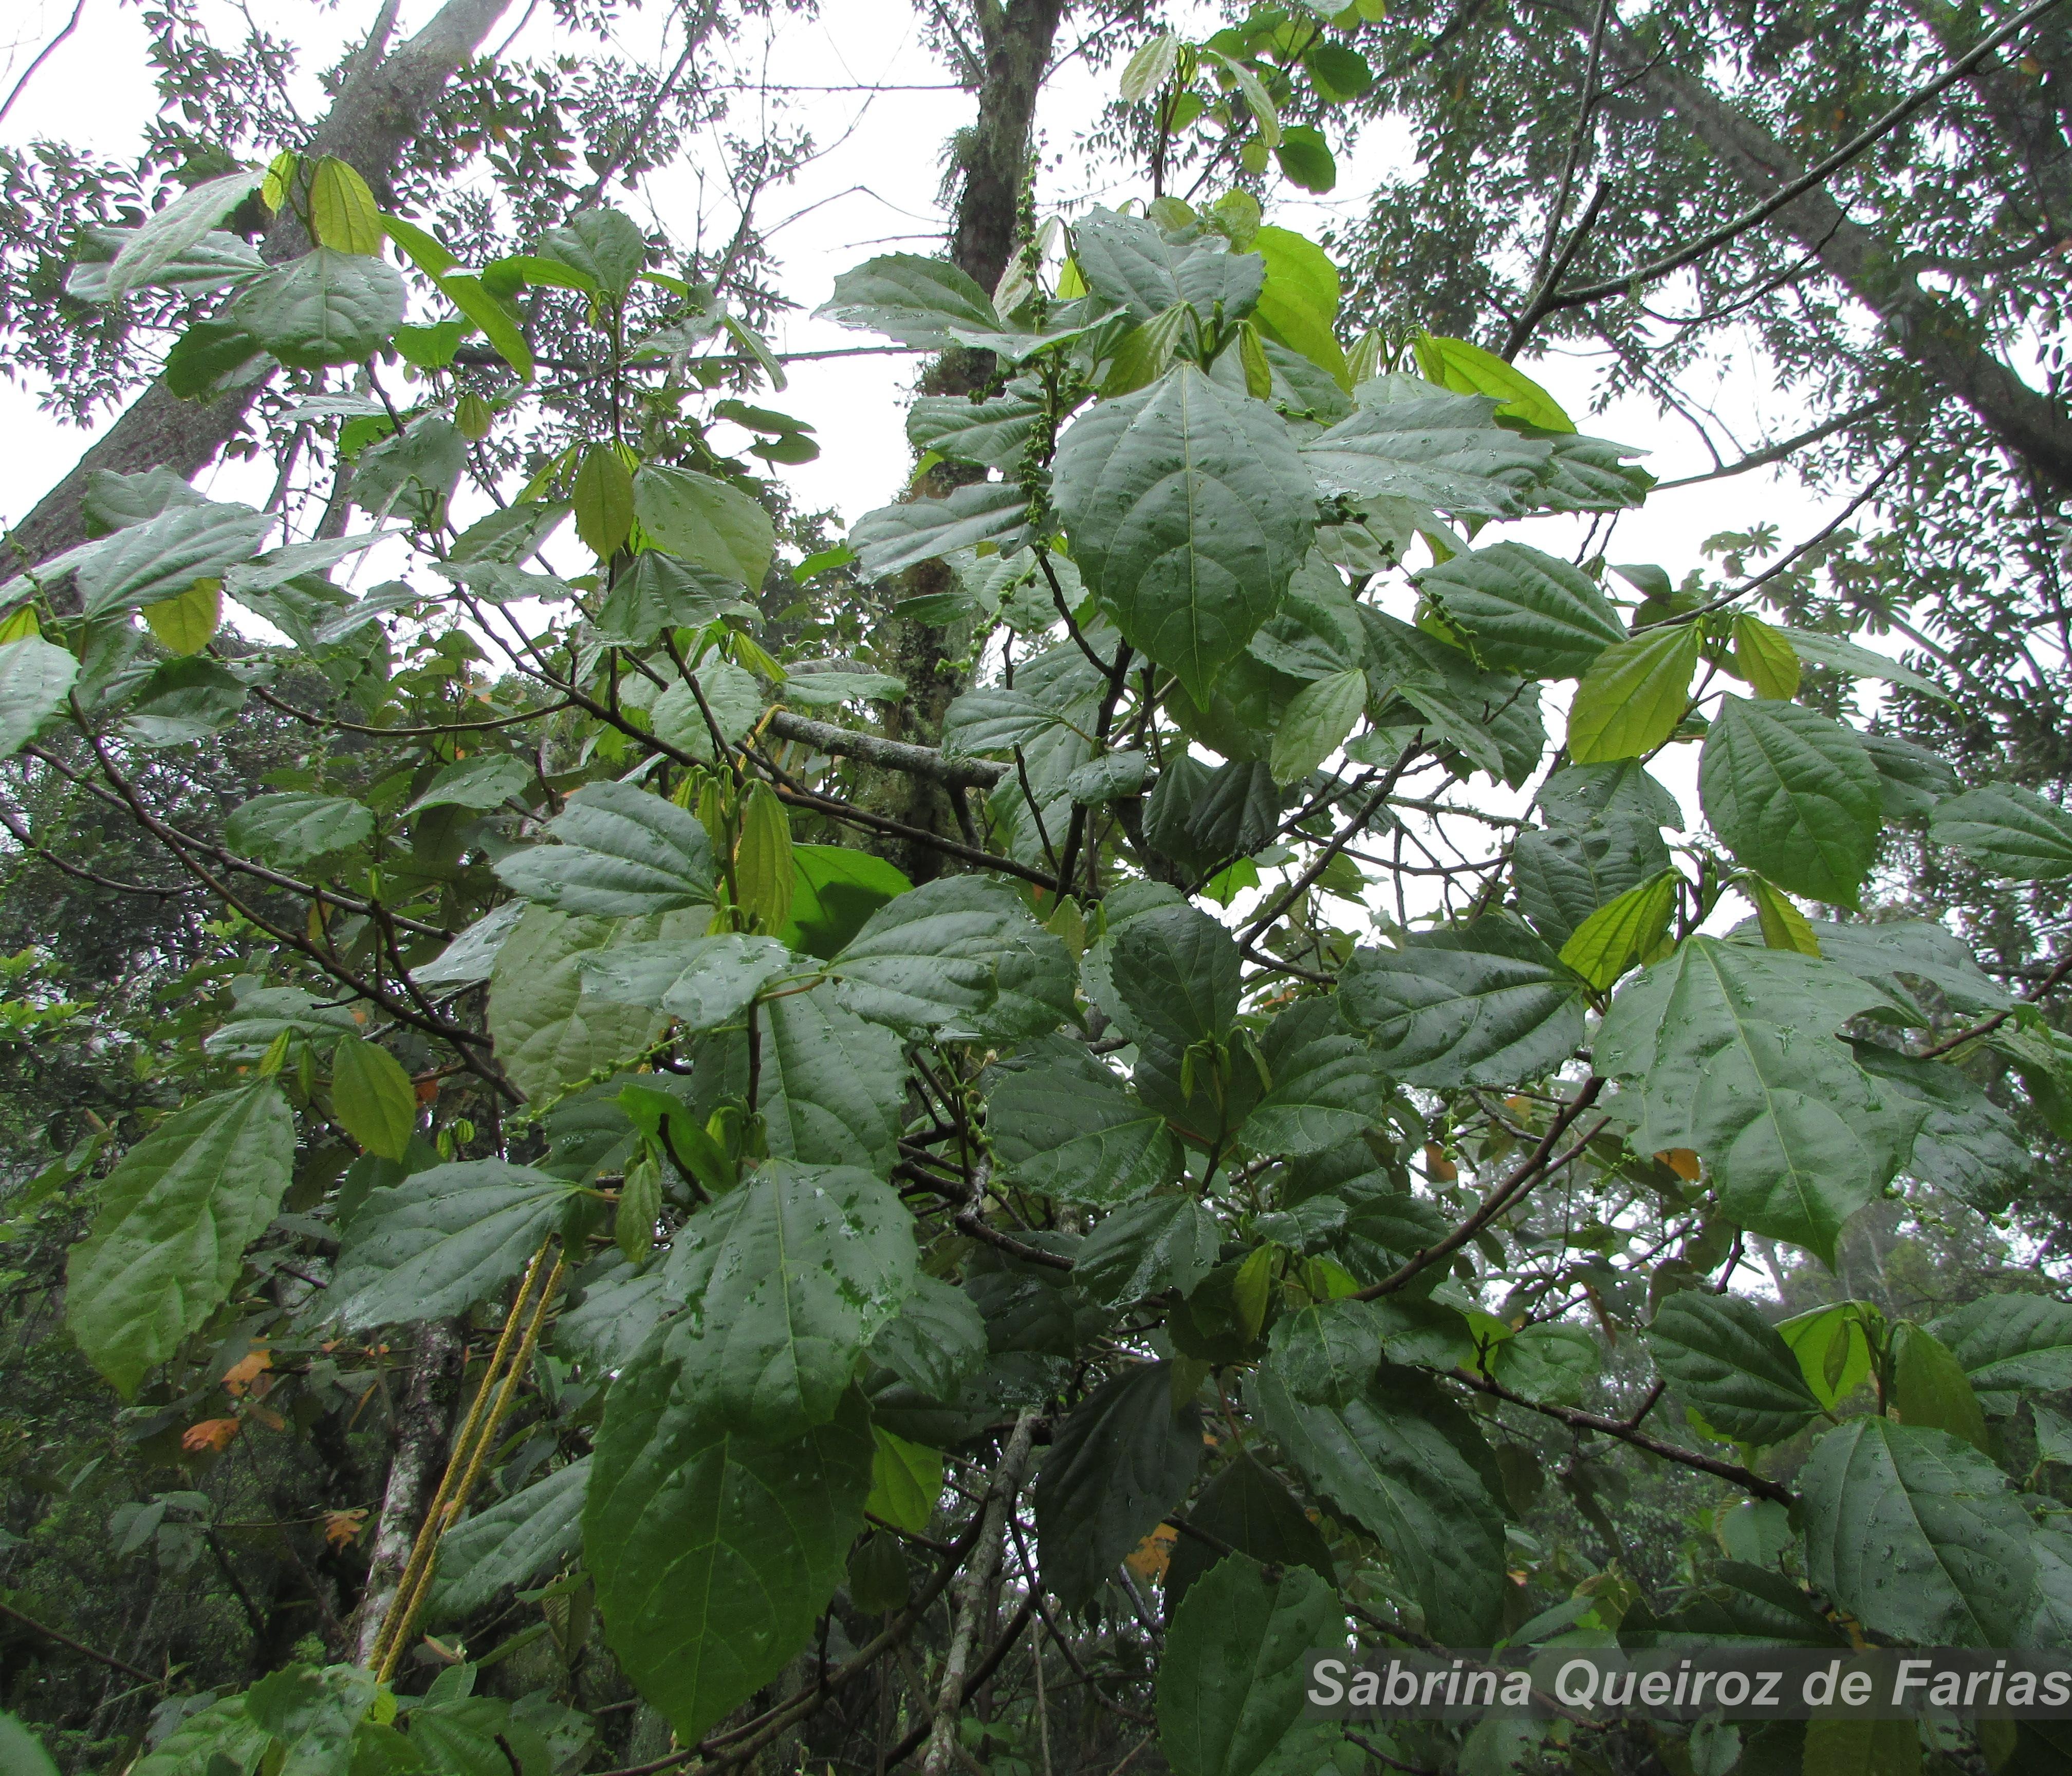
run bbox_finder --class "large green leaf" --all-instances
[1699,697,1880,904]
[1356,605,1546,787]
[1157,1553,1341,1776]
[849,482,1029,579]
[75,500,274,619]
[130,1694,269,1776]
[1097,902,1242,1051]
[1932,1294,2072,1408]
[1074,1194,1223,1306]
[431,1459,590,1619]
[1931,783,2072,880]
[632,464,775,589]
[103,166,265,301]
[1513,814,1673,948]
[1565,624,1699,763]
[1035,1361,1205,1607]
[495,781,714,917]
[1162,1454,1336,1619]
[537,206,647,297]
[1268,667,1366,786]
[1250,1366,1506,1644]
[987,1038,1179,1206]
[1252,227,1345,383]
[827,874,1072,1039]
[1075,207,1265,323]
[1414,334,1574,432]
[0,636,78,756]
[576,933,793,1029]
[1420,542,1623,676]
[1338,921,1585,1087]
[122,657,246,746]
[1805,918,2010,1020]
[780,845,912,959]
[587,1354,873,1743]
[1800,1416,2034,1646]
[1646,1290,1823,1445]
[867,1273,990,1401]
[487,906,676,1104]
[1299,375,1550,516]
[1242,996,1393,1155]
[0,1711,57,1776]
[908,386,1046,470]
[1851,1043,2029,1214]
[229,248,405,367]
[1266,1298,1384,1408]
[1595,937,1924,1263]
[330,1038,417,1161]
[593,552,752,646]
[65,1083,294,1396]
[327,1159,580,1330]
[817,253,1003,346]
[224,793,373,865]
[659,1160,916,1438]
[1052,363,1317,700]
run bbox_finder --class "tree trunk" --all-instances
[350,1318,466,1666]
[4,0,515,580]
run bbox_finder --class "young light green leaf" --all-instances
[1646,1290,1824,1445]
[327,1159,580,1329]
[437,271,534,379]
[1557,868,1677,990]
[1931,783,2072,880]
[536,207,649,298]
[1052,364,1317,701]
[1413,334,1574,432]
[307,157,383,254]
[1566,623,1699,763]
[632,464,775,589]
[141,578,223,655]
[1419,541,1624,676]
[0,636,78,756]
[330,1038,417,1161]
[1269,667,1365,785]
[1157,1554,1342,1776]
[574,445,635,558]
[1732,612,1801,699]
[1251,226,1343,382]
[1744,875,1820,955]
[1119,32,1180,101]
[864,1426,942,1533]
[1699,696,1881,905]
[734,781,794,934]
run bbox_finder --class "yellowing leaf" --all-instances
[1657,1149,1701,1181]
[221,1348,272,1395]
[1127,1525,1176,1581]
[141,578,223,655]
[182,1417,241,1453]
[308,156,384,254]
[1732,612,1801,699]
[323,1507,369,1548]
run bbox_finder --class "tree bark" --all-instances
[1538,0,2072,494]
[350,1319,466,1666]
[4,0,515,579]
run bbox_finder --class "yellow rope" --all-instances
[366,1241,552,1676]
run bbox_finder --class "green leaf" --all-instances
[438,271,534,379]
[141,577,223,654]
[307,156,383,253]
[908,388,1046,470]
[205,986,365,1058]
[1419,541,1623,676]
[587,1359,873,1744]
[327,1159,580,1330]
[76,499,274,618]
[1777,1302,1878,1411]
[65,1083,294,1396]
[1850,1042,2029,1214]
[1890,1322,1989,1452]
[1781,627,1952,702]
[987,1039,1179,1207]
[495,781,714,916]
[849,481,1030,580]
[780,845,911,959]
[1557,868,1678,990]
[1566,624,1699,763]
[1745,875,1820,955]
[1250,1366,1506,1644]
[1251,227,1345,382]
[659,1159,915,1438]
[354,416,466,521]
[575,446,636,558]
[1074,1193,1223,1306]
[576,933,792,1029]
[1158,1553,1341,1776]
[1074,208,1264,325]
[1732,613,1801,699]
[106,167,264,300]
[1161,1454,1336,1619]
[1098,902,1242,1051]
[817,253,1002,347]
[331,1038,418,1161]
[1491,1321,1600,1405]
[225,793,374,865]
[1800,1416,2034,1646]
[651,659,762,763]
[868,1273,990,1401]
[1412,335,1574,432]
[1034,1361,1205,1608]
[0,1711,58,1776]
[131,1695,269,1776]
[1932,1294,2072,1408]
[1307,41,1375,100]
[734,781,795,933]
[487,906,678,1104]
[430,1457,589,1619]
[1533,431,1655,513]
[245,1663,377,1776]
[0,636,78,756]
[1511,813,1673,948]
[865,1426,942,1533]
[1699,697,1881,904]
[1243,996,1394,1155]
[407,754,531,814]
[536,207,649,298]
[1803,918,2008,1019]
[1267,1297,1383,1407]
[1595,937,1922,1263]
[229,248,405,367]
[1119,32,1180,100]
[632,465,775,589]
[1301,375,1552,516]
[828,874,1073,1040]
[1645,1290,1823,1445]
[1269,667,1365,785]
[118,655,243,748]
[1052,364,1317,701]
[593,552,751,646]
[1339,921,1586,1087]
[1798,1719,1921,1776]
[1930,782,2072,880]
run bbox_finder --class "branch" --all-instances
[1917,949,2072,1059]
[1651,398,1891,489]
[764,710,1009,787]
[0,1597,159,1687]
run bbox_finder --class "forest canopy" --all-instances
[3,2,2072,1775]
